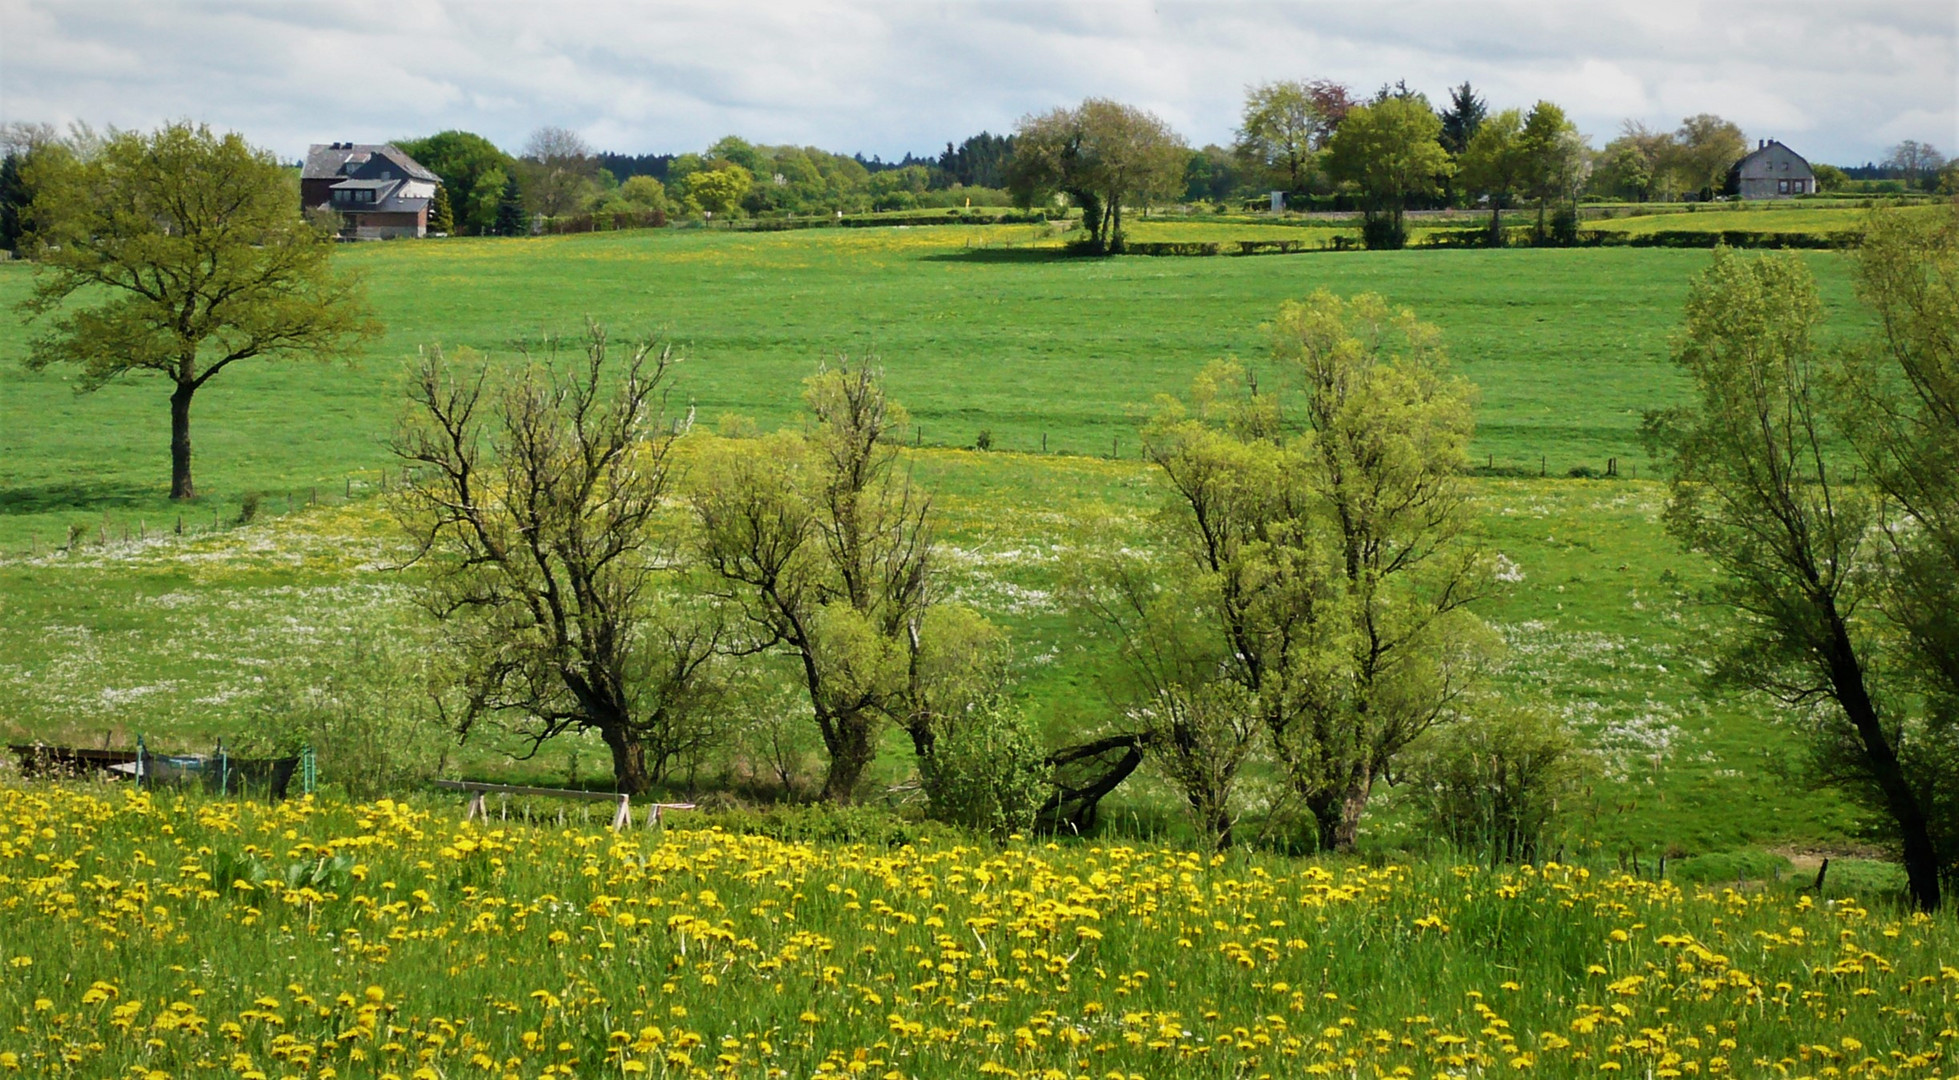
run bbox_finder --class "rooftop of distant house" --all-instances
[302,142,439,184]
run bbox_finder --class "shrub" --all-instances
[1412,706,1596,864]
[920,702,1047,840]
[975,429,993,451]
[237,491,261,524]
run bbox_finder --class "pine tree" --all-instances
[494,173,526,236]
[427,183,455,236]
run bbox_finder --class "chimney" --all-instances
[1758,139,1765,149]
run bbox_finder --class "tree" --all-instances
[520,125,598,219]
[427,183,455,235]
[0,151,26,255]
[683,164,752,217]
[392,327,730,795]
[1671,114,1747,200]
[1235,80,1346,194]
[1644,248,1943,911]
[694,360,983,801]
[1518,101,1589,242]
[1008,98,1188,254]
[1834,207,1959,904]
[1096,293,1493,851]
[1459,109,1528,244]
[19,122,379,499]
[1437,82,1487,157]
[1323,97,1453,249]
[494,171,527,236]
[395,130,515,235]
[1184,145,1242,205]
[1593,121,1674,201]
[1885,140,1947,188]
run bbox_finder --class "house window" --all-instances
[1778,179,1789,194]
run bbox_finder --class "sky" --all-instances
[2,0,1954,167]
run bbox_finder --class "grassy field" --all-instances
[2,785,1953,1079]
[0,223,1882,551]
[0,222,1914,865]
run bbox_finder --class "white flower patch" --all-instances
[1493,554,1525,583]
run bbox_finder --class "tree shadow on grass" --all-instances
[0,481,158,517]
[919,247,1084,265]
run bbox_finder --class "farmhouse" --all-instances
[301,142,441,239]
[1732,139,1817,199]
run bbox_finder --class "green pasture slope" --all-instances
[0,222,1895,864]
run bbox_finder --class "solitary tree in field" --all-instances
[1008,98,1188,254]
[1646,246,1955,911]
[393,326,731,795]
[1884,140,1946,188]
[1323,97,1452,249]
[20,122,378,499]
[1670,114,1746,199]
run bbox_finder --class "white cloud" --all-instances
[0,0,1951,164]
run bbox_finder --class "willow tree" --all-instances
[21,122,378,499]
[1099,291,1494,851]
[1646,248,1946,911]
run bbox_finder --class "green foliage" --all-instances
[493,171,526,236]
[1009,98,1188,254]
[1235,80,1345,193]
[684,164,752,217]
[920,700,1046,839]
[426,183,455,235]
[1323,97,1452,249]
[395,131,515,236]
[19,121,379,499]
[1411,705,1596,864]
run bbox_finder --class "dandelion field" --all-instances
[2,785,1954,1080]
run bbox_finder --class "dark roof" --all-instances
[303,142,440,183]
[326,174,435,214]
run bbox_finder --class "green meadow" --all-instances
[0,218,1907,862]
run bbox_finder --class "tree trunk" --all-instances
[1308,776,1372,853]
[170,381,195,500]
[599,721,651,796]
[1487,204,1504,247]
[820,712,876,803]
[1822,613,1942,912]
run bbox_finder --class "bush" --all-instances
[1412,706,1596,864]
[1360,214,1407,250]
[920,702,1047,840]
[1549,207,1581,247]
[695,802,974,848]
[975,429,993,451]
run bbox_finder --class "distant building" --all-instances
[301,143,441,238]
[1732,140,1817,199]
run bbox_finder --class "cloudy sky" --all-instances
[2,0,1953,166]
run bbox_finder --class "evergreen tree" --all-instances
[1438,82,1487,156]
[427,183,455,236]
[494,172,526,236]
[0,152,24,254]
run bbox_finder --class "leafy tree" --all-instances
[395,130,514,234]
[1834,207,1959,902]
[1184,145,1242,204]
[1811,163,1849,193]
[1459,109,1528,244]
[1644,248,1944,911]
[392,327,730,795]
[427,183,455,235]
[0,151,26,254]
[1437,81,1487,156]
[1323,97,1452,249]
[1236,80,1323,193]
[1671,114,1747,200]
[1008,98,1188,254]
[1593,122,1673,201]
[19,122,379,499]
[937,132,1015,189]
[1518,101,1589,241]
[1095,293,1493,851]
[693,360,987,801]
[684,165,752,217]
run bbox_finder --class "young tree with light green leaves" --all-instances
[1459,109,1528,245]
[1323,98,1453,249]
[1087,291,1495,851]
[19,121,379,499]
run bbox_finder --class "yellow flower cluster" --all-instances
[0,785,1954,1079]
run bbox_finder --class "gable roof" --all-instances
[303,143,440,184]
[1734,140,1813,175]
